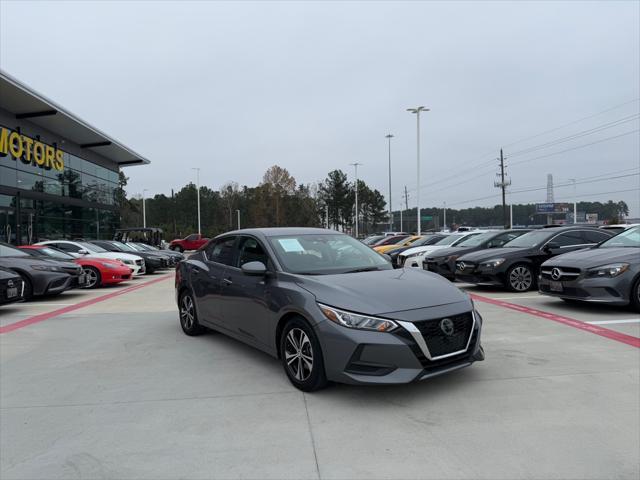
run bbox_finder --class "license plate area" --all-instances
[549,280,563,292]
[7,287,18,298]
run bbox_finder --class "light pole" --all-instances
[142,189,148,228]
[349,162,363,238]
[236,209,241,229]
[407,106,429,234]
[385,134,394,231]
[443,201,446,232]
[569,178,577,223]
[192,168,201,234]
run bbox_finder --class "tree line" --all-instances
[117,166,630,239]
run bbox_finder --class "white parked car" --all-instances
[398,231,485,268]
[36,240,146,276]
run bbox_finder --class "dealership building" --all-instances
[0,70,149,245]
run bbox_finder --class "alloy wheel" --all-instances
[180,295,195,330]
[509,266,533,291]
[83,267,98,288]
[284,328,314,381]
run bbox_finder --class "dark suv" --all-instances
[454,226,614,291]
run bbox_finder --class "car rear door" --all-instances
[218,235,273,347]
[193,236,236,327]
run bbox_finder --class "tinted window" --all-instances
[0,243,29,257]
[56,242,81,253]
[552,231,584,247]
[237,237,269,267]
[582,230,612,244]
[186,234,199,241]
[487,231,527,248]
[504,230,555,248]
[205,237,236,266]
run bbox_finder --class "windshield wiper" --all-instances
[344,267,381,274]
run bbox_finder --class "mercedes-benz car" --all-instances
[455,226,614,291]
[398,231,483,268]
[424,229,530,280]
[0,266,24,306]
[539,226,640,310]
[90,240,169,273]
[176,228,484,392]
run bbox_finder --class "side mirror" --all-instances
[77,249,89,255]
[543,242,559,253]
[241,261,267,276]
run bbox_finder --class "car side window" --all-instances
[57,242,80,253]
[582,230,611,244]
[236,237,270,268]
[186,234,198,241]
[205,237,236,266]
[551,231,584,247]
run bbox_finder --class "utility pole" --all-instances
[403,185,409,232]
[407,106,429,234]
[349,162,363,238]
[385,134,394,231]
[569,178,577,223]
[236,209,241,229]
[443,201,447,232]
[325,204,329,229]
[494,149,511,228]
[192,168,201,234]
[142,189,148,228]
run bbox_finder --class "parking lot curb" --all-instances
[0,273,175,335]
[471,294,640,348]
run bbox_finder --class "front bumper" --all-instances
[316,309,484,385]
[101,267,134,285]
[41,274,73,296]
[424,259,456,280]
[538,274,632,305]
[402,255,426,269]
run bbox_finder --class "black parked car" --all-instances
[389,234,448,267]
[90,240,170,273]
[424,230,531,280]
[128,242,184,265]
[454,226,614,291]
[0,266,24,306]
[0,242,79,299]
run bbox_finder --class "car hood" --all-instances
[426,246,480,260]
[292,267,470,316]
[400,244,450,257]
[0,256,75,270]
[542,247,640,268]
[86,252,141,262]
[457,246,532,262]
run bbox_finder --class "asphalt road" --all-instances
[1,273,638,479]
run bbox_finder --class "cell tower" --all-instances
[546,174,554,203]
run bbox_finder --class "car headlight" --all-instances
[479,258,506,268]
[31,265,63,272]
[586,263,629,278]
[406,252,424,259]
[120,258,133,265]
[100,262,117,269]
[318,303,398,332]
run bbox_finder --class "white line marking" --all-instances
[486,295,542,300]
[586,319,640,325]
[11,303,77,307]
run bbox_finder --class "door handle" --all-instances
[223,278,233,285]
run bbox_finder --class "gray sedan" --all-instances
[175,228,484,391]
[539,226,640,310]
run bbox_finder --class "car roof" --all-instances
[220,227,342,238]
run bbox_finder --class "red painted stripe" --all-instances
[471,294,640,348]
[0,274,174,334]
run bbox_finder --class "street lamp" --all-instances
[569,178,577,224]
[236,209,241,229]
[349,162,363,238]
[385,134,394,231]
[142,189,148,228]
[192,168,201,234]
[407,106,430,234]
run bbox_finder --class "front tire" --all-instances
[630,277,640,312]
[279,317,328,392]
[179,291,204,336]
[83,266,101,289]
[506,264,535,292]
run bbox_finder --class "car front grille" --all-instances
[540,266,581,281]
[455,261,476,273]
[413,312,474,358]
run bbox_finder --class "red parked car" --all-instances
[18,245,133,289]
[169,234,209,252]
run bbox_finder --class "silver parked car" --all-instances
[175,228,485,391]
[539,226,640,310]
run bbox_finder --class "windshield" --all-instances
[502,230,553,248]
[435,234,468,246]
[38,247,76,260]
[268,234,391,275]
[0,243,30,257]
[126,243,144,251]
[79,242,106,253]
[111,241,136,252]
[455,232,495,247]
[599,227,640,248]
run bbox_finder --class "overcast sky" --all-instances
[1,0,639,216]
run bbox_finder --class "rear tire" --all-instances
[82,266,101,289]
[630,277,640,312]
[506,264,535,292]
[179,291,204,336]
[279,317,328,392]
